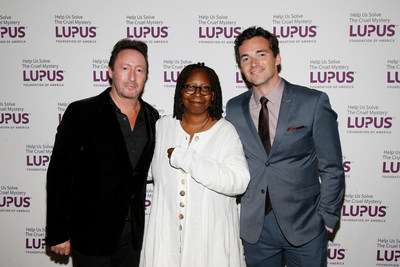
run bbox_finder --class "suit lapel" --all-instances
[135,98,155,169]
[96,89,134,172]
[270,80,295,155]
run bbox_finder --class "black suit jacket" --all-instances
[46,88,158,255]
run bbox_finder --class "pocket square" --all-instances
[287,125,305,131]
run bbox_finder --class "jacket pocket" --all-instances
[293,183,320,201]
[285,125,308,135]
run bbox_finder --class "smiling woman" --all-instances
[142,63,250,267]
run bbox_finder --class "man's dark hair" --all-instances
[173,63,223,121]
[108,39,149,85]
[234,26,281,72]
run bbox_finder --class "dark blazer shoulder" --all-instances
[66,88,160,120]
[140,98,159,121]
[66,88,111,115]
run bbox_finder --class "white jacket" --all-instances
[143,115,250,267]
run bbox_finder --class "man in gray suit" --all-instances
[226,26,345,266]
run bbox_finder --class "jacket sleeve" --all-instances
[313,92,345,229]
[46,103,84,246]
[169,124,250,196]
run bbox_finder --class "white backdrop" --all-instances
[1,0,399,266]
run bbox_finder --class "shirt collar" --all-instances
[252,78,284,107]
[109,94,121,113]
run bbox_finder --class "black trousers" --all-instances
[71,221,140,267]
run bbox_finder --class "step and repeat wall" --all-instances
[1,0,399,266]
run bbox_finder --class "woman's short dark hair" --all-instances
[108,39,149,85]
[173,63,223,121]
[234,26,281,72]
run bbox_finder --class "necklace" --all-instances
[181,115,210,136]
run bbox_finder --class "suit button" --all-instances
[180,190,185,196]
[265,162,270,167]
[179,214,184,219]
[261,189,265,194]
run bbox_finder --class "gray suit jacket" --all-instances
[226,79,344,246]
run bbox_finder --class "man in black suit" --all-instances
[46,39,159,267]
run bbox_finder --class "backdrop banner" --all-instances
[1,0,399,266]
